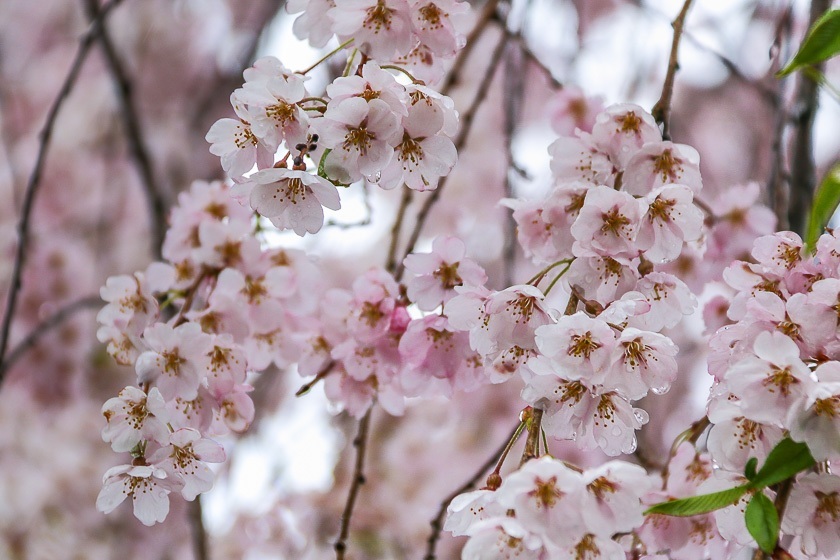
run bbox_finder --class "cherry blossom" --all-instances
[403,235,486,310]
[96,464,179,526]
[241,167,341,235]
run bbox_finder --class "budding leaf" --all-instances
[317,148,332,179]
[777,9,840,77]
[745,492,779,554]
[744,457,758,481]
[644,485,749,517]
[748,437,815,489]
[805,163,840,251]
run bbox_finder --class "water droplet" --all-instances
[651,385,671,395]
[634,409,650,424]
[611,425,622,436]
[366,171,382,184]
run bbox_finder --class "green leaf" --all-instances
[748,437,816,490]
[745,457,758,481]
[805,163,840,250]
[644,485,749,517]
[745,492,779,554]
[778,9,840,77]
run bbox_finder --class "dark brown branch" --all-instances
[395,33,508,278]
[0,0,124,388]
[335,407,373,560]
[188,497,209,560]
[651,0,694,140]
[787,0,831,236]
[83,0,167,260]
[423,422,523,560]
[0,295,101,378]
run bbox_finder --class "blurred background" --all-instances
[1,0,839,558]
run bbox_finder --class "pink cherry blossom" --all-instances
[101,386,169,452]
[96,464,179,526]
[622,142,703,196]
[287,0,336,47]
[148,428,225,501]
[532,312,616,384]
[782,472,840,558]
[206,95,275,178]
[636,184,704,263]
[135,322,214,401]
[607,327,678,399]
[317,97,402,183]
[571,185,644,258]
[330,0,414,60]
[378,98,457,191]
[724,331,815,425]
[244,167,341,236]
[403,235,486,311]
[590,103,660,168]
[410,0,468,57]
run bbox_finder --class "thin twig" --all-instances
[519,407,544,466]
[501,39,525,287]
[768,6,794,228]
[423,422,523,560]
[295,360,335,397]
[651,0,694,140]
[83,0,167,259]
[335,407,373,560]
[439,0,502,94]
[188,497,209,560]
[395,33,508,277]
[0,0,124,388]
[787,0,831,236]
[0,295,101,379]
[387,187,414,278]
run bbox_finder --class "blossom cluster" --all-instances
[704,229,840,557]
[464,103,702,457]
[445,456,651,559]
[296,235,490,417]
[288,0,469,82]
[206,1,466,236]
[95,180,325,524]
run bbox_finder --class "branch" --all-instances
[423,421,523,560]
[439,0,502,94]
[82,0,167,260]
[386,187,414,278]
[188,497,209,560]
[768,7,795,228]
[787,0,831,236]
[395,33,508,278]
[0,295,101,379]
[335,407,373,560]
[0,0,124,387]
[651,0,694,140]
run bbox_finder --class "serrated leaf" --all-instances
[748,437,815,490]
[778,9,840,77]
[745,492,779,554]
[805,163,840,250]
[644,485,749,517]
[745,457,758,481]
